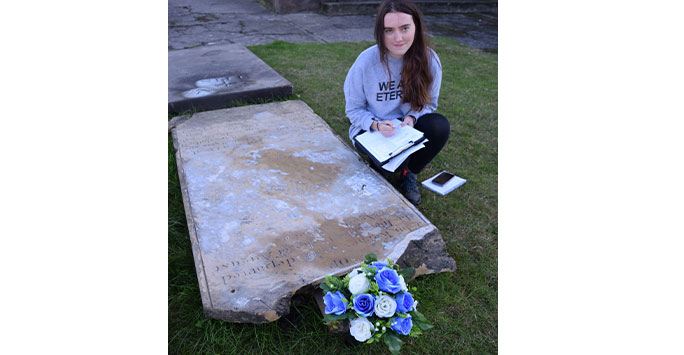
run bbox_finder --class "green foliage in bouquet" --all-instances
[319,254,432,354]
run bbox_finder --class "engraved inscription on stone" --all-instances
[172,100,441,323]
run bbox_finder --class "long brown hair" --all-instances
[374,0,433,112]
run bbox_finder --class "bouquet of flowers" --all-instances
[320,254,432,354]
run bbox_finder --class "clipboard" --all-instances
[354,120,426,167]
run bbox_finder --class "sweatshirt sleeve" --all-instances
[344,59,376,132]
[407,51,442,123]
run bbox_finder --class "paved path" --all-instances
[169,0,497,52]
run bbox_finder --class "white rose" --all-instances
[348,273,370,295]
[413,300,418,311]
[374,294,397,318]
[399,275,408,292]
[347,267,364,278]
[349,317,373,342]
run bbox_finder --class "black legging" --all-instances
[354,113,450,174]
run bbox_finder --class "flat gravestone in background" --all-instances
[171,100,456,323]
[168,44,292,114]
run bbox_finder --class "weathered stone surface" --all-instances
[171,100,455,323]
[168,44,292,114]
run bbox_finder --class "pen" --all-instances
[388,141,414,157]
[380,121,393,128]
[376,120,395,131]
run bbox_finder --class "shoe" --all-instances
[399,169,421,205]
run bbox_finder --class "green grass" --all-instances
[169,37,497,354]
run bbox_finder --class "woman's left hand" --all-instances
[400,115,416,128]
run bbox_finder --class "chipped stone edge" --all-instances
[386,225,436,261]
[204,290,294,324]
[168,114,193,132]
[396,229,457,280]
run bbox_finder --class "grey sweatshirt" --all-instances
[344,44,442,141]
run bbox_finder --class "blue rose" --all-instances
[374,267,402,294]
[352,293,375,317]
[395,292,414,313]
[369,261,387,271]
[390,314,413,335]
[323,291,348,315]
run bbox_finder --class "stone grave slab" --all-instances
[168,44,293,114]
[171,100,456,323]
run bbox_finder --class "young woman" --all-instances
[344,0,450,205]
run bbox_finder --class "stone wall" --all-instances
[258,0,497,14]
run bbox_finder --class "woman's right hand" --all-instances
[377,120,396,137]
